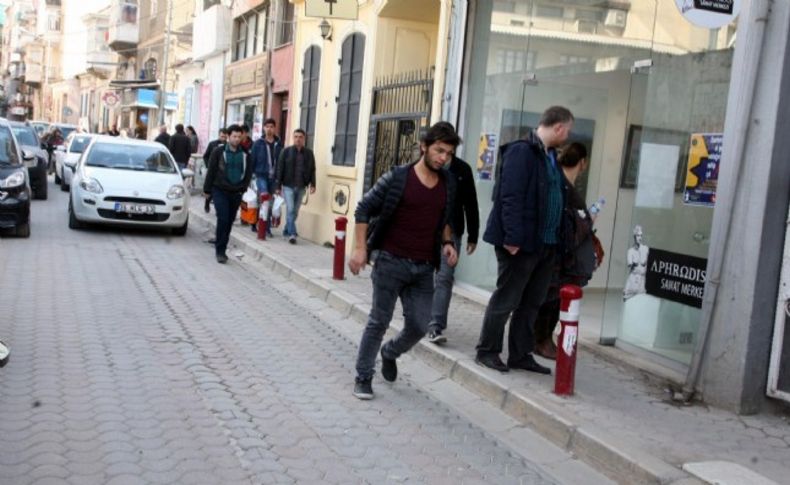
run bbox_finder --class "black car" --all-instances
[0,119,34,237]
[9,121,48,200]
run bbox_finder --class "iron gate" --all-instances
[363,69,434,191]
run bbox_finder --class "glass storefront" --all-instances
[226,96,263,140]
[457,0,737,366]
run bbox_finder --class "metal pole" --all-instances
[157,0,173,126]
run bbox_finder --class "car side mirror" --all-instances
[22,149,35,161]
[181,168,195,178]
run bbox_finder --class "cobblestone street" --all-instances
[0,182,573,485]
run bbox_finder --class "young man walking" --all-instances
[275,129,316,244]
[475,106,574,375]
[250,118,282,235]
[349,122,460,400]
[203,125,254,264]
[427,127,480,345]
[168,124,192,170]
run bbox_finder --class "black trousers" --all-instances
[476,246,556,363]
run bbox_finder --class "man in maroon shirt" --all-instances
[349,122,460,400]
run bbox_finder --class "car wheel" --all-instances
[68,200,84,230]
[54,170,61,185]
[15,222,30,238]
[60,176,69,192]
[172,218,188,236]
[35,180,48,200]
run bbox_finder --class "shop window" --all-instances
[299,46,321,150]
[333,33,365,167]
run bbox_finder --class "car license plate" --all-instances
[114,202,155,215]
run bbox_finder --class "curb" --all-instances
[190,207,700,485]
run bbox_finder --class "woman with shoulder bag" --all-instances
[534,143,604,359]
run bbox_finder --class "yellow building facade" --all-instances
[287,0,454,247]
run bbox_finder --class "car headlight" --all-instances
[167,184,185,200]
[0,171,25,188]
[79,177,103,194]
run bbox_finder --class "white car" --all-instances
[68,136,192,235]
[55,132,93,191]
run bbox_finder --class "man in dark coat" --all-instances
[475,106,574,376]
[348,122,460,400]
[154,125,170,146]
[203,124,254,264]
[275,128,316,244]
[168,123,192,170]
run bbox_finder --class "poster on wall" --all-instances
[645,248,708,308]
[635,143,680,209]
[198,84,211,155]
[683,133,722,207]
[477,133,496,180]
[675,0,741,29]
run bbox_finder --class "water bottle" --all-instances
[589,197,606,217]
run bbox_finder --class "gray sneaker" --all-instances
[353,378,373,400]
[427,330,446,344]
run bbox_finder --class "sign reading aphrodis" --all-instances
[645,248,708,308]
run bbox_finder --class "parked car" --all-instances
[9,121,48,200]
[0,118,34,237]
[69,136,192,235]
[55,132,93,191]
[29,120,50,137]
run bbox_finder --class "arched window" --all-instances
[143,58,157,80]
[299,46,321,150]
[333,33,365,166]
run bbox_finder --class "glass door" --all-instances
[599,0,737,366]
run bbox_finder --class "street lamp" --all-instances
[319,19,332,41]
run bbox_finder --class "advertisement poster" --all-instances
[645,248,708,308]
[683,133,723,207]
[198,84,212,155]
[477,133,496,180]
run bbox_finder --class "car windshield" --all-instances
[58,126,76,139]
[11,126,38,147]
[85,143,177,173]
[31,123,49,136]
[69,136,92,153]
[0,127,21,166]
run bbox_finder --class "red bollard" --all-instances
[333,217,348,280]
[555,284,583,396]
[257,193,271,240]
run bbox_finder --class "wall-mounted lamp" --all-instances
[319,19,332,41]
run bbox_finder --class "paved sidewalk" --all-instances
[192,200,789,485]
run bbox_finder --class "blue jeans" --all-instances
[355,251,435,380]
[212,188,242,257]
[429,235,462,333]
[282,185,305,237]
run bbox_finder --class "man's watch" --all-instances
[442,240,456,248]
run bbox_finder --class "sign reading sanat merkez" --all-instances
[645,248,708,308]
[675,0,741,28]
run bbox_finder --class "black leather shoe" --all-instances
[508,354,552,375]
[475,354,509,372]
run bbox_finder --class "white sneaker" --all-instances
[427,330,447,344]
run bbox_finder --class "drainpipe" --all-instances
[679,0,771,402]
[157,0,173,127]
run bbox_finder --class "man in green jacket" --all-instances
[203,124,254,263]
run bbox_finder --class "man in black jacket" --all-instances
[168,124,192,170]
[154,125,170,146]
[475,106,573,375]
[203,124,254,264]
[427,149,480,345]
[201,128,228,213]
[348,122,460,400]
[275,129,316,244]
